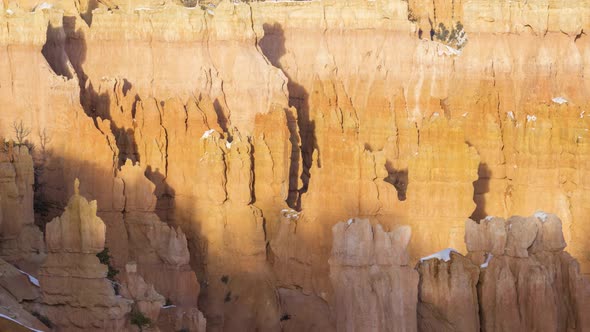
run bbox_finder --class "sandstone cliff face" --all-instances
[0,0,590,330]
[252,0,590,277]
[38,180,131,331]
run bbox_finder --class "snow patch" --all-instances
[6,9,14,15]
[207,9,215,15]
[281,209,300,220]
[462,112,468,117]
[534,211,549,222]
[432,112,440,117]
[420,248,458,263]
[18,270,39,287]
[581,111,585,119]
[347,218,354,225]
[162,305,176,309]
[526,115,537,122]
[484,216,495,221]
[437,44,462,56]
[225,141,232,149]
[0,313,45,332]
[480,253,493,268]
[507,111,515,120]
[35,2,53,10]
[201,129,216,139]
[552,97,568,105]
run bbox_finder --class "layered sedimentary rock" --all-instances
[417,251,480,332]
[0,258,47,331]
[416,213,590,332]
[467,213,590,331]
[252,0,590,276]
[1,0,590,330]
[119,261,165,323]
[115,160,200,308]
[37,180,131,330]
[0,144,44,270]
[329,218,418,332]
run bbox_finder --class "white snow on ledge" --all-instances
[6,9,14,15]
[552,97,568,105]
[534,211,549,222]
[480,253,493,268]
[437,44,462,57]
[0,313,45,332]
[201,129,216,139]
[35,2,53,10]
[18,270,39,287]
[526,115,537,122]
[420,248,458,263]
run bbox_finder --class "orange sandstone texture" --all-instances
[0,0,588,330]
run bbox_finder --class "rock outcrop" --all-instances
[416,213,590,332]
[115,160,200,308]
[37,179,131,331]
[0,144,44,270]
[0,258,46,331]
[119,262,165,323]
[417,251,480,332]
[329,218,418,332]
[468,213,590,332]
[1,0,590,331]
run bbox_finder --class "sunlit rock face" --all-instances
[0,0,589,330]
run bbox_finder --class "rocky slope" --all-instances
[0,0,589,330]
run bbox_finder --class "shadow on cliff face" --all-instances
[41,21,74,80]
[259,23,316,209]
[471,162,492,221]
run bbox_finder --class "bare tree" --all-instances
[38,128,52,153]
[12,120,31,145]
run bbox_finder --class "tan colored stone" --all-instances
[38,180,131,331]
[329,218,418,332]
[417,252,480,332]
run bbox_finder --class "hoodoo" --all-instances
[0,0,589,330]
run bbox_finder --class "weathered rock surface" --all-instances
[469,213,590,332]
[1,0,590,331]
[416,213,590,332]
[417,251,480,332]
[0,258,46,331]
[329,218,418,332]
[119,262,165,323]
[115,160,200,308]
[37,179,131,331]
[0,145,45,270]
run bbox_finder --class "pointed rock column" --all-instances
[38,179,131,331]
